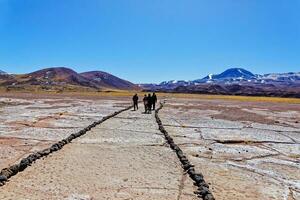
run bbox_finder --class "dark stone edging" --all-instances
[155,103,215,200]
[0,105,133,186]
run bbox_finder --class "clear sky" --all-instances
[0,0,299,83]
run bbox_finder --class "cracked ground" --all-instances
[0,95,198,199]
[0,95,131,171]
[0,94,299,199]
[159,97,300,200]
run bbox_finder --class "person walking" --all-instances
[152,92,157,110]
[132,94,139,111]
[147,94,152,114]
[143,94,148,113]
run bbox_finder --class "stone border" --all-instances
[0,105,133,186]
[155,103,215,200]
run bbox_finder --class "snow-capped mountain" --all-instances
[159,80,192,89]
[198,68,300,85]
[0,70,12,78]
[143,68,300,87]
[260,72,300,83]
[0,70,7,75]
[140,68,300,97]
[198,68,256,83]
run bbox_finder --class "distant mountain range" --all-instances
[1,67,300,97]
[140,68,300,98]
[0,67,139,91]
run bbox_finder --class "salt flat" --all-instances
[0,94,299,200]
[0,95,130,170]
[0,102,197,200]
[159,97,300,200]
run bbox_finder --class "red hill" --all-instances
[80,71,139,90]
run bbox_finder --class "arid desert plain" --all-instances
[0,92,299,200]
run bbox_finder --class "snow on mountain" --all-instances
[140,68,300,93]
[0,70,7,75]
[261,72,300,82]
[194,68,300,85]
[201,68,256,82]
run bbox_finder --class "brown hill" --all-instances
[80,71,140,90]
[0,67,140,91]
[24,67,98,88]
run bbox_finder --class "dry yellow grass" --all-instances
[161,93,300,104]
[90,91,300,104]
[0,87,299,104]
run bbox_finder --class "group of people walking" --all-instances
[132,93,157,114]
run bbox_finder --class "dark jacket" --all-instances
[133,95,138,102]
[147,95,152,105]
[143,96,148,104]
[152,94,157,103]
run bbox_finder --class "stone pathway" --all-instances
[0,109,198,199]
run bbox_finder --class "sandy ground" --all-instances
[0,94,299,199]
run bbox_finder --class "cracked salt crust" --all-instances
[160,98,300,200]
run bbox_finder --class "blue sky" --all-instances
[0,0,299,83]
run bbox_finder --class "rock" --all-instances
[177,150,184,157]
[193,173,204,183]
[0,168,12,178]
[73,132,81,137]
[66,135,75,142]
[61,139,68,145]
[26,154,36,163]
[19,158,30,171]
[58,141,65,148]
[197,186,210,196]
[180,158,189,165]
[102,116,109,121]
[35,152,42,159]
[204,193,215,200]
[50,144,59,152]
[69,134,76,139]
[169,143,176,149]
[168,138,174,143]
[40,148,51,156]
[198,182,209,188]
[183,163,192,170]
[187,167,196,175]
[0,175,8,182]
[9,164,20,175]
[174,146,180,151]
[179,155,188,162]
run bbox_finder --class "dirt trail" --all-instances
[0,108,198,199]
